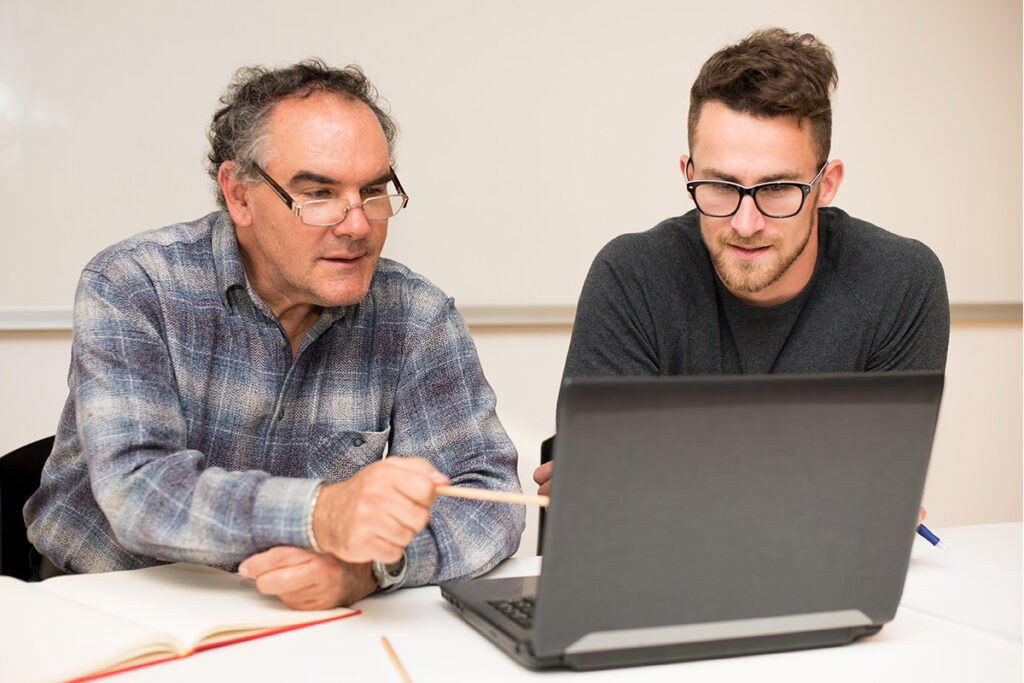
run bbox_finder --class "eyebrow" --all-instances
[288,170,394,189]
[700,167,804,185]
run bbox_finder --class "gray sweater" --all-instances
[563,207,949,378]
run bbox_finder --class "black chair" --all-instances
[0,435,54,580]
[537,435,555,554]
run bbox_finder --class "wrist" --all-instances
[371,553,407,591]
[307,481,327,554]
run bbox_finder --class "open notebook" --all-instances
[443,371,944,670]
[1,562,358,682]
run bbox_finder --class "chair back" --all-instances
[1,436,54,579]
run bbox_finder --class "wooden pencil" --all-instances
[381,636,412,683]
[435,485,550,507]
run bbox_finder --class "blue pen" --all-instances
[916,523,947,550]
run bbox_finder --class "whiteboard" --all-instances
[1,0,1019,310]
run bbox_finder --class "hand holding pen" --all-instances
[916,507,948,550]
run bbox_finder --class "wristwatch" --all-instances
[372,554,407,590]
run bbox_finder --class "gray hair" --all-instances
[206,59,399,212]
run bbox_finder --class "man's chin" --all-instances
[714,257,780,294]
[311,283,372,308]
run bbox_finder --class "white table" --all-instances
[117,523,1023,682]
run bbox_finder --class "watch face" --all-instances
[374,555,406,588]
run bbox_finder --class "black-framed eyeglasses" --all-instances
[254,165,409,227]
[685,161,828,219]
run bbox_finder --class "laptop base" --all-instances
[442,577,882,671]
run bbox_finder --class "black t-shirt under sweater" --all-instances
[562,207,949,379]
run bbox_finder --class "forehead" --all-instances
[263,90,389,174]
[691,101,817,177]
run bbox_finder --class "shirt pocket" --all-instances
[307,426,392,481]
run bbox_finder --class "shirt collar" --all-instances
[211,211,353,328]
[212,211,249,311]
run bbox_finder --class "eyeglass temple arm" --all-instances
[390,166,409,207]
[254,165,296,210]
[257,163,407,211]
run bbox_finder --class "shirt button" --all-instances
[352,437,365,447]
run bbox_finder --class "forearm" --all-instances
[389,301,525,585]
[91,449,319,565]
[402,494,524,586]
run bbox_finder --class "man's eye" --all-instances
[361,186,385,198]
[302,188,333,200]
[762,184,789,195]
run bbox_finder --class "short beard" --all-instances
[705,218,814,294]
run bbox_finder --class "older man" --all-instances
[26,60,524,608]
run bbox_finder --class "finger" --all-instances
[279,590,341,611]
[251,551,345,598]
[239,545,316,579]
[357,538,406,565]
[533,461,553,486]
[918,506,927,525]
[347,475,433,534]
[382,456,449,485]
[352,506,425,560]
[254,564,320,597]
[274,575,341,610]
[279,561,376,609]
[334,541,404,566]
[327,498,423,564]
[376,464,441,508]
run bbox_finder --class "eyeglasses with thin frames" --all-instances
[685,160,828,219]
[254,164,409,227]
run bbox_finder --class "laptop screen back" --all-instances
[532,372,943,658]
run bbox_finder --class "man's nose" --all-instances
[332,203,372,238]
[730,194,765,237]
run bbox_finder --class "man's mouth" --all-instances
[728,243,771,258]
[323,253,365,265]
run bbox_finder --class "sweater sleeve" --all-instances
[563,236,662,380]
[865,239,950,371]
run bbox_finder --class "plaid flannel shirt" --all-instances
[25,211,524,586]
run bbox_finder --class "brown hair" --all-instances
[687,28,837,165]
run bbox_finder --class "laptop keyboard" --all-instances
[488,596,536,629]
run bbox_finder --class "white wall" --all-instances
[0,0,1019,558]
[3,320,1020,558]
[0,0,1020,310]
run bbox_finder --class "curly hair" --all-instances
[688,28,838,165]
[206,59,399,212]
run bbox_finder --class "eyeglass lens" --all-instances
[300,195,405,226]
[692,183,806,218]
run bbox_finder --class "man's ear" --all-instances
[218,161,254,227]
[815,159,845,207]
[679,154,692,180]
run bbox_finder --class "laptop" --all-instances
[441,371,944,670]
